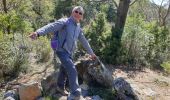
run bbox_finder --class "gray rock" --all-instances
[75,58,113,88]
[41,72,59,96]
[3,90,17,100]
[113,77,139,100]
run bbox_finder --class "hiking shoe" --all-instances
[56,86,69,96]
[67,94,85,100]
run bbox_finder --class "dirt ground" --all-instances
[108,65,170,100]
[1,54,170,100]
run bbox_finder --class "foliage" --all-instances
[144,22,170,68]
[0,34,29,81]
[33,37,52,63]
[122,14,149,67]
[44,96,58,100]
[75,0,117,26]
[0,0,170,82]
[0,0,33,34]
[53,0,73,19]
[0,0,54,81]
[31,0,55,29]
[122,12,170,69]
[88,87,116,100]
[84,12,112,60]
[161,61,170,74]
[105,4,117,23]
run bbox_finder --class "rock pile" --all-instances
[3,57,139,100]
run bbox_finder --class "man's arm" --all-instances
[78,30,96,60]
[78,31,93,54]
[36,18,67,36]
[29,18,67,40]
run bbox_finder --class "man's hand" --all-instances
[89,54,97,60]
[28,32,38,40]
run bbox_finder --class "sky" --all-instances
[150,0,169,6]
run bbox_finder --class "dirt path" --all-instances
[109,66,170,100]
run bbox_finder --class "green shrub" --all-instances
[84,12,112,62]
[122,13,170,69]
[88,87,116,100]
[161,61,170,74]
[0,34,29,81]
[33,36,51,63]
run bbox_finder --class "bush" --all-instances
[122,14,170,69]
[88,87,116,100]
[84,12,112,61]
[161,61,170,74]
[0,34,29,81]
[33,36,51,63]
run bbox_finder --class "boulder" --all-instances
[41,72,59,96]
[3,90,17,100]
[75,57,113,88]
[113,77,138,100]
[19,82,42,100]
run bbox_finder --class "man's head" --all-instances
[71,6,84,22]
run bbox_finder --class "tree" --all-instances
[112,0,131,40]
[132,0,170,27]
[53,0,73,19]
[106,0,131,64]
[31,0,55,29]
[151,0,170,27]
[85,12,110,56]
[1,0,10,34]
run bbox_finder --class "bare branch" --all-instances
[113,0,118,8]
[163,0,170,23]
[151,0,160,9]
[130,0,138,6]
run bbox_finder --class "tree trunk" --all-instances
[109,0,131,64]
[112,0,131,40]
[2,0,10,34]
[2,0,7,13]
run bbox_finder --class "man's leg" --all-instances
[56,64,69,95]
[57,64,67,89]
[56,50,81,96]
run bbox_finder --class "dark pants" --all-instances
[56,49,81,96]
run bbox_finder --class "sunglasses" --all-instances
[74,11,83,15]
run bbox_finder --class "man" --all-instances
[29,6,96,100]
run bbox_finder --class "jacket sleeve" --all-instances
[36,18,66,36]
[78,29,94,55]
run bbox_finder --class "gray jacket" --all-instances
[36,16,94,55]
